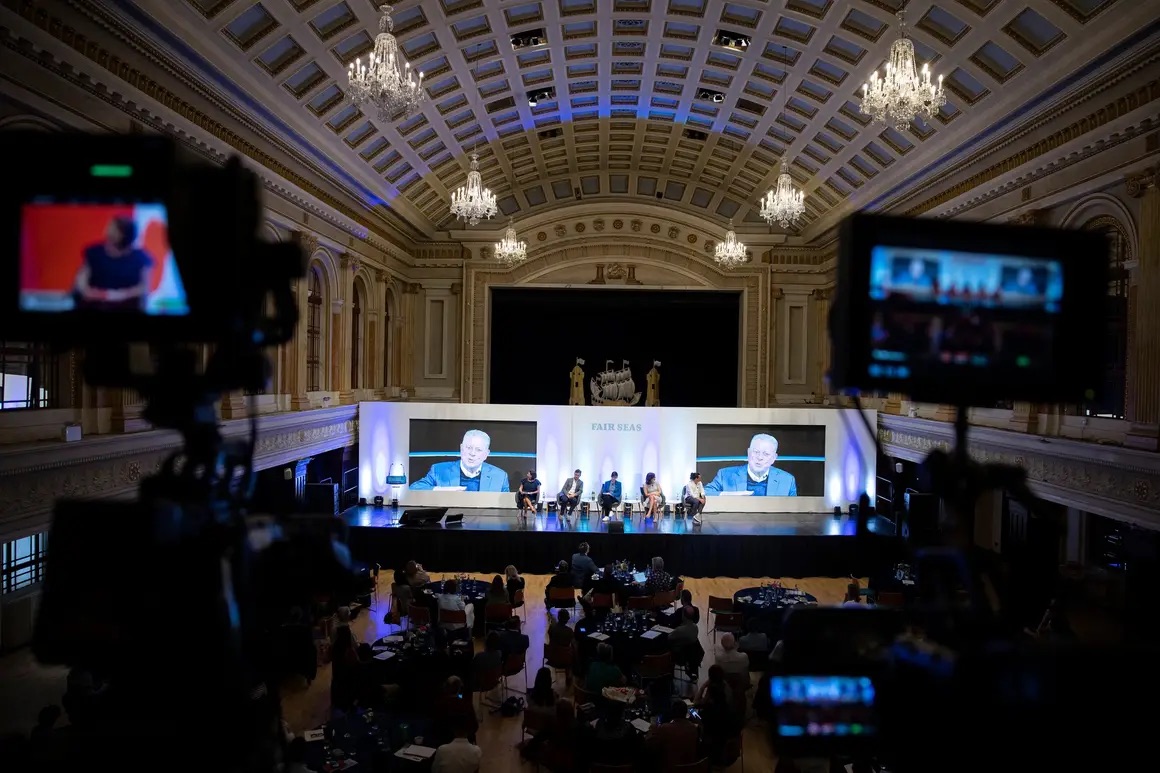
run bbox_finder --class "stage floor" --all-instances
[343,506,899,578]
[343,506,894,537]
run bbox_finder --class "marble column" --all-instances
[768,288,783,405]
[811,288,831,397]
[400,283,421,394]
[1126,168,1160,448]
[289,232,318,409]
[336,255,359,404]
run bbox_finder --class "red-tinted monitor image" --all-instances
[19,203,189,315]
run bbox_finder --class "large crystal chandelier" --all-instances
[861,12,946,130]
[494,219,527,266]
[714,220,748,269]
[760,161,806,228]
[449,150,497,226]
[760,45,805,229]
[347,5,424,121]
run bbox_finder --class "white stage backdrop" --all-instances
[358,403,877,514]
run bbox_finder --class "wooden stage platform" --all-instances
[343,506,900,578]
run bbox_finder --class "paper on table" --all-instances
[396,745,437,760]
[373,650,396,661]
[631,718,652,734]
[652,625,674,634]
[640,630,662,640]
[384,635,405,642]
[588,632,610,641]
[304,729,325,742]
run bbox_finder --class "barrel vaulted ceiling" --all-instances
[119,0,1148,241]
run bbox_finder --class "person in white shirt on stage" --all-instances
[557,469,584,516]
[684,472,706,525]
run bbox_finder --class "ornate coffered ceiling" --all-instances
[93,0,1153,241]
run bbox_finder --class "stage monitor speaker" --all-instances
[607,520,625,534]
[373,496,384,507]
[358,497,368,507]
[444,513,464,527]
[399,507,448,527]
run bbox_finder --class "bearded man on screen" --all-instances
[704,433,798,497]
[409,429,511,492]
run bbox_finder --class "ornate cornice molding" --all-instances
[877,415,1160,528]
[1126,166,1159,197]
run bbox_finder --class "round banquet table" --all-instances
[576,610,671,674]
[732,586,817,638]
[421,578,489,637]
[302,706,436,772]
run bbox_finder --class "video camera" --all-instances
[2,132,360,771]
[760,214,1155,771]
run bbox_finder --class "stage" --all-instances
[343,507,901,578]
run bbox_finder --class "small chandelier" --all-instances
[449,151,497,226]
[760,161,806,228]
[861,12,946,130]
[348,5,424,121]
[494,218,527,266]
[714,219,748,269]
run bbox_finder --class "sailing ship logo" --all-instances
[590,360,642,406]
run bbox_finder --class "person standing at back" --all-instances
[570,542,598,589]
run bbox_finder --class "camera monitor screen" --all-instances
[695,424,826,498]
[771,675,878,739]
[19,202,189,317]
[408,419,537,493]
[867,245,1062,382]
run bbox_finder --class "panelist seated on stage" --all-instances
[557,469,584,515]
[599,472,623,521]
[409,429,511,492]
[704,433,797,497]
[516,470,541,511]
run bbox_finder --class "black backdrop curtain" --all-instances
[489,287,740,406]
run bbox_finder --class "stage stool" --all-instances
[675,503,686,517]
[547,501,557,513]
[624,502,634,518]
[663,504,672,517]
[580,502,590,518]
[536,500,544,514]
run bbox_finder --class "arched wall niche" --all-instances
[463,240,770,407]
[0,115,61,132]
[1059,193,1138,261]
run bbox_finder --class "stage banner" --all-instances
[569,407,664,500]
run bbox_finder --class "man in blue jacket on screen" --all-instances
[409,429,511,492]
[704,433,798,497]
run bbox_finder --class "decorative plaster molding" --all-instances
[878,414,1160,528]
[1126,167,1158,197]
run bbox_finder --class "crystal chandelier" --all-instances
[861,12,946,130]
[494,219,527,266]
[347,5,424,121]
[714,220,748,269]
[760,46,806,229]
[760,161,806,229]
[449,151,497,226]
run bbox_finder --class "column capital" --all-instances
[375,269,389,283]
[331,298,345,313]
[811,287,830,300]
[450,282,463,295]
[772,287,785,300]
[1007,208,1044,226]
[1126,167,1158,198]
[339,254,361,273]
[294,231,320,257]
[403,282,422,294]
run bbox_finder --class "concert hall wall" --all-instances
[488,288,741,407]
[359,402,877,514]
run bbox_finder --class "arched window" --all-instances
[307,268,323,392]
[1082,218,1130,418]
[351,283,363,389]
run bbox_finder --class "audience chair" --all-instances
[512,588,526,624]
[572,683,602,709]
[485,602,515,634]
[652,589,677,610]
[672,581,685,609]
[547,586,579,615]
[590,592,615,615]
[522,704,553,739]
[438,607,471,642]
[542,643,574,686]
[725,671,752,718]
[501,650,528,696]
[709,612,743,645]
[635,651,674,687]
[628,595,655,611]
[877,591,905,607]
[668,758,711,773]
[712,732,743,771]
[706,596,735,633]
[407,605,431,630]
[472,664,504,713]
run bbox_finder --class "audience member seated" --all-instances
[574,598,598,637]
[643,556,674,596]
[678,589,700,624]
[281,606,317,684]
[405,559,431,587]
[504,564,526,607]
[330,605,357,645]
[548,609,574,648]
[579,699,642,768]
[522,698,579,770]
[438,578,475,631]
[545,561,574,603]
[432,720,483,773]
[432,677,479,745]
[486,575,509,607]
[585,563,623,610]
[842,581,866,608]
[667,607,704,678]
[738,620,771,656]
[697,666,742,765]
[646,700,701,770]
[584,642,626,692]
[716,633,750,677]
[473,631,504,676]
[496,617,530,660]
[389,569,414,624]
[570,542,598,589]
[330,625,365,713]
[527,667,559,721]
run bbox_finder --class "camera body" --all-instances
[830,214,1108,406]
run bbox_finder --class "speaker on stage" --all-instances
[607,520,625,534]
[399,507,448,527]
